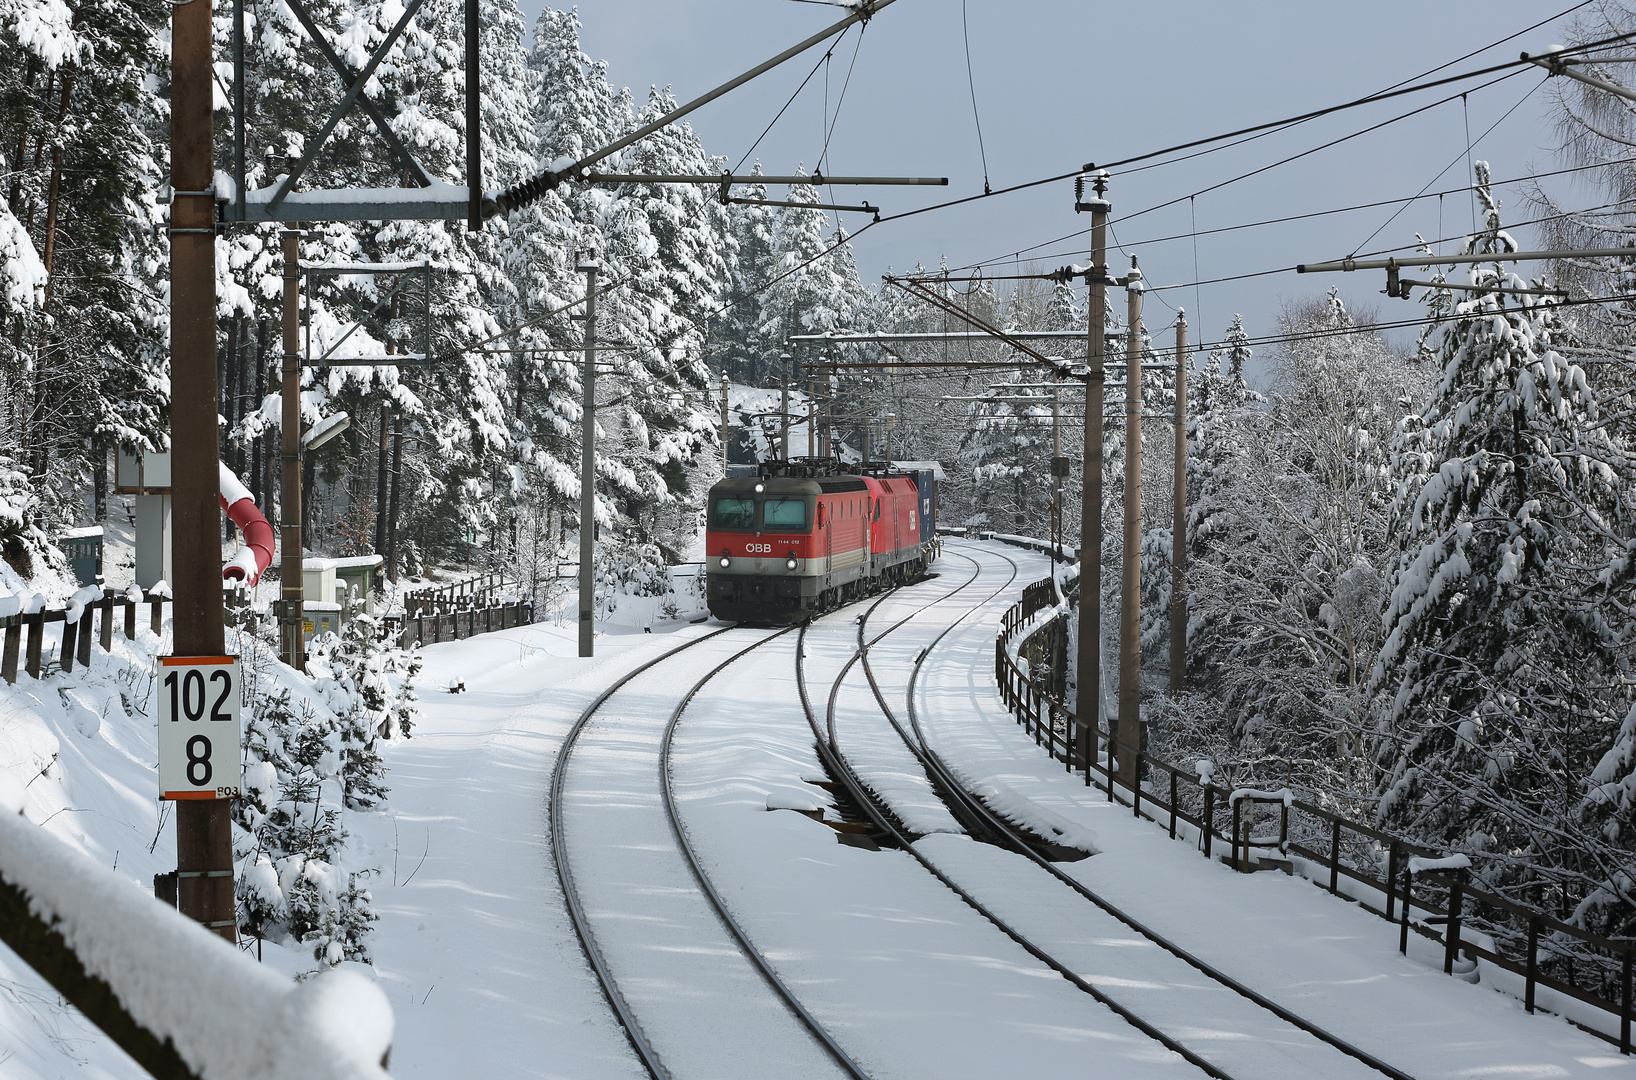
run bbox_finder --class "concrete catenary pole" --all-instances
[1051,379,1062,569]
[780,351,792,460]
[1075,174,1109,785]
[578,263,597,658]
[721,373,731,473]
[1117,254,1143,791]
[279,231,303,669]
[807,364,816,458]
[172,0,236,942]
[1171,312,1188,693]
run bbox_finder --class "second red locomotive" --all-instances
[704,460,940,624]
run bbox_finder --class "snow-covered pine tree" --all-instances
[0,0,168,528]
[1373,165,1634,918]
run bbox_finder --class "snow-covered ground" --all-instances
[7,539,1633,1079]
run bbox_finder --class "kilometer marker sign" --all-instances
[156,656,243,800]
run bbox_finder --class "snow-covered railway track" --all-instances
[795,552,1248,1080]
[550,626,867,1080]
[845,540,1417,1080]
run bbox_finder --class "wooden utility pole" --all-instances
[1117,254,1143,791]
[1171,313,1187,694]
[279,230,304,669]
[171,0,236,942]
[1075,174,1109,785]
[807,365,816,458]
[578,263,597,658]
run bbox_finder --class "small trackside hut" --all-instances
[704,458,941,624]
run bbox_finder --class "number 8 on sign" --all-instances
[156,656,243,800]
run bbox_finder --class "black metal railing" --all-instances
[992,571,1636,1051]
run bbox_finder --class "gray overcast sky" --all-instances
[516,1,1599,353]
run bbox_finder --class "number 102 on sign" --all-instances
[156,656,243,800]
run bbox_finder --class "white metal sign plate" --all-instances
[156,656,243,800]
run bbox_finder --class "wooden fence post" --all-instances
[2,618,19,684]
[99,598,113,652]
[60,619,77,673]
[1168,771,1177,838]
[124,600,136,639]
[1444,870,1465,975]
[149,600,162,636]
[25,613,43,679]
[76,611,92,667]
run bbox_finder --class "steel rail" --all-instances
[794,560,1239,1080]
[896,543,1419,1080]
[822,561,983,754]
[851,549,1016,846]
[657,626,870,1080]
[551,626,784,1080]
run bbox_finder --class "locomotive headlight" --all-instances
[786,557,798,570]
[754,482,765,493]
[719,556,731,568]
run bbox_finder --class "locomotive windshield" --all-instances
[762,498,809,531]
[710,497,755,530]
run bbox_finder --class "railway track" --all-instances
[815,539,1419,1080]
[550,626,865,1080]
[550,538,1421,1080]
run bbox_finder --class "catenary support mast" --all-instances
[1117,255,1143,790]
[579,263,598,658]
[172,0,236,942]
[1076,174,1109,783]
[1171,313,1188,693]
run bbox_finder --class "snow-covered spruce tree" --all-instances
[718,165,779,385]
[0,0,168,528]
[306,613,422,809]
[1152,298,1412,800]
[960,371,1054,536]
[235,687,379,966]
[1373,167,1635,921]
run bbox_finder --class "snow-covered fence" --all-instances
[1,586,170,683]
[993,573,1636,1052]
[385,598,533,648]
[0,804,393,1080]
[401,572,514,617]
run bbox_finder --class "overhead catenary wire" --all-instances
[942,157,1636,276]
[484,22,1636,371]
[961,0,991,194]
[1346,78,1545,257]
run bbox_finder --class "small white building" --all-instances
[303,554,385,630]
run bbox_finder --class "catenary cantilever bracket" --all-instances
[264,0,435,214]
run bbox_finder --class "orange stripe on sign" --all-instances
[159,656,236,666]
[164,790,221,800]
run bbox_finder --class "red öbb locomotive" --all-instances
[705,460,941,624]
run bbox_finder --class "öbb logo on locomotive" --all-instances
[704,460,942,625]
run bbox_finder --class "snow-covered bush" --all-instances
[0,456,72,598]
[235,687,379,965]
[306,614,422,809]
